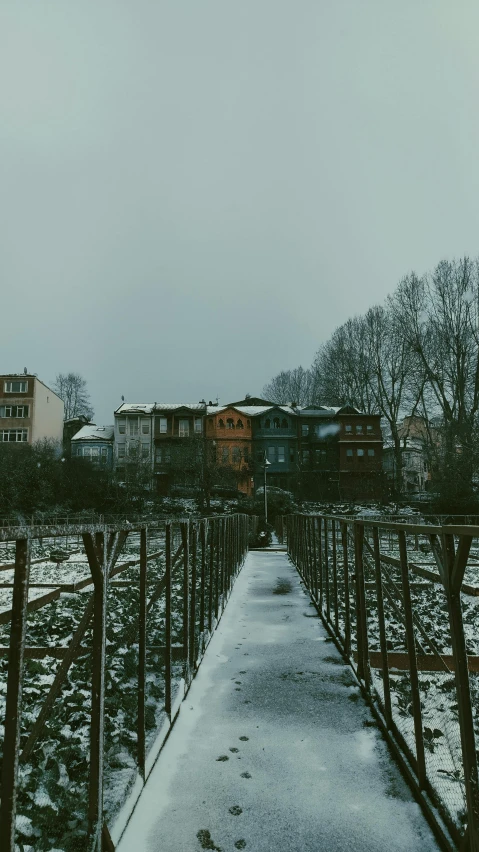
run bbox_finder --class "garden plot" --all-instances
[0,525,214,852]
[323,526,479,834]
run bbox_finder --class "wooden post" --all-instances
[372,526,392,726]
[341,522,351,657]
[83,531,108,848]
[442,532,479,850]
[180,522,190,684]
[199,521,206,635]
[0,537,31,852]
[164,523,172,716]
[138,527,147,778]
[324,518,330,621]
[398,530,426,787]
[189,523,197,671]
[332,519,339,632]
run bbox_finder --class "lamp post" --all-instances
[263,455,271,523]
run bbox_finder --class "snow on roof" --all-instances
[71,425,114,442]
[115,403,206,414]
[153,403,207,412]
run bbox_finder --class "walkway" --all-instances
[118,548,439,852]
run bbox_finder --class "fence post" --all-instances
[164,522,172,716]
[442,531,479,850]
[189,523,197,672]
[324,518,330,621]
[353,522,370,687]
[180,522,190,685]
[138,527,147,779]
[0,536,31,852]
[372,526,392,727]
[199,521,206,636]
[341,522,351,656]
[398,529,426,788]
[332,519,339,632]
[84,530,108,849]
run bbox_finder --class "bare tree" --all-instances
[393,258,479,505]
[311,317,376,413]
[262,366,314,406]
[53,373,94,421]
[364,304,426,496]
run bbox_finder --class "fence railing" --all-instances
[281,513,479,852]
[0,513,252,852]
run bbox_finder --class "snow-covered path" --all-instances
[117,549,439,852]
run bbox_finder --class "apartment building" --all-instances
[0,373,64,446]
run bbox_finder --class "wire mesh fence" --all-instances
[0,513,252,852]
[281,513,479,852]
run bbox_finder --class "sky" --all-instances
[2,1,479,423]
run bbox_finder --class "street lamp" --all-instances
[263,455,271,523]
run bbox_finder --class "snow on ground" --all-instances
[117,549,440,852]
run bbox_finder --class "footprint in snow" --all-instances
[239,736,249,741]
[216,755,229,761]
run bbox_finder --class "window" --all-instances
[218,419,225,428]
[101,447,108,464]
[356,424,363,434]
[281,418,288,428]
[345,424,352,433]
[155,447,171,463]
[273,417,280,429]
[91,447,100,459]
[141,422,150,434]
[346,449,353,459]
[83,447,91,458]
[236,419,244,429]
[367,424,373,433]
[264,419,271,429]
[0,429,28,442]
[118,445,125,458]
[368,449,375,457]
[226,418,234,429]
[257,450,264,462]
[129,420,139,436]
[302,449,310,464]
[289,447,295,462]
[0,405,29,418]
[194,417,203,433]
[278,446,285,463]
[222,447,229,463]
[179,419,189,437]
[243,447,249,461]
[4,381,27,393]
[268,446,276,462]
[158,416,167,433]
[357,449,364,460]
[232,447,241,463]
[74,446,82,456]
[118,420,126,434]
[141,444,150,458]
[301,424,308,437]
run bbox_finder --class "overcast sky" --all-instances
[2,2,479,422]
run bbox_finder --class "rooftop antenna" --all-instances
[121,395,124,401]
[24,367,27,375]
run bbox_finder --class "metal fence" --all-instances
[281,513,479,852]
[0,513,252,852]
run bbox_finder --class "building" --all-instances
[114,403,155,473]
[112,396,384,502]
[206,405,254,495]
[71,425,115,469]
[63,415,91,457]
[0,373,64,446]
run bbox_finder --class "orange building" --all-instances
[206,406,254,495]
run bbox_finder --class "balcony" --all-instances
[254,428,296,438]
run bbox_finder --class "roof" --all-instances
[227,397,275,407]
[115,403,207,414]
[212,404,298,418]
[71,425,114,442]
